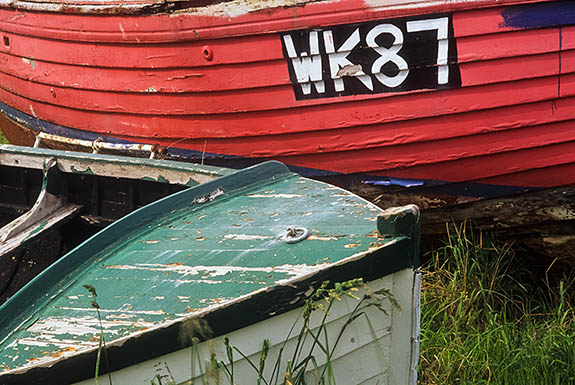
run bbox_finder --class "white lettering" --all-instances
[406,17,449,84]
[323,28,373,92]
[366,24,409,88]
[282,32,325,95]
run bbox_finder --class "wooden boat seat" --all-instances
[0,158,82,250]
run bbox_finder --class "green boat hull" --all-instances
[0,160,420,384]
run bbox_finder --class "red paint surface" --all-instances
[125,98,575,157]
[0,0,549,42]
[385,141,575,186]
[0,0,573,188]
[2,74,572,137]
[476,163,575,188]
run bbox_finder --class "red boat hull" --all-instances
[0,0,573,192]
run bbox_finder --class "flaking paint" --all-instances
[0,0,573,193]
[0,163,416,382]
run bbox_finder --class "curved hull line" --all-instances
[0,0,556,39]
[0,75,572,140]
[0,0,573,196]
[0,101,554,198]
[1,48,573,96]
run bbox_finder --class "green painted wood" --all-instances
[0,161,419,381]
[377,204,420,267]
[0,144,232,186]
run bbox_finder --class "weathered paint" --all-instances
[0,145,233,305]
[500,1,575,29]
[0,161,420,384]
[0,144,232,186]
[34,132,160,159]
[0,0,573,193]
[0,206,80,254]
[420,185,575,261]
[69,271,414,385]
[0,159,81,251]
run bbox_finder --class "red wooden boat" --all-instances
[0,0,573,199]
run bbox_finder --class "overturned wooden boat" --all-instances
[0,161,421,385]
[0,144,231,304]
[0,0,573,200]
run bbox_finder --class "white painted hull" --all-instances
[74,268,420,385]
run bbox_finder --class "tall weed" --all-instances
[419,223,575,384]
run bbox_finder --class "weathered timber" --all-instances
[0,145,232,304]
[0,0,574,196]
[0,161,421,385]
[420,186,575,261]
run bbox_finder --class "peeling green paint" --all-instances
[0,161,419,382]
[27,220,48,238]
[70,165,96,175]
[0,144,232,186]
[155,175,170,184]
[141,175,172,184]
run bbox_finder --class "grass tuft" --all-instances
[419,223,575,384]
[0,128,8,144]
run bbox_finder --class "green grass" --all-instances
[419,223,575,384]
[0,128,8,144]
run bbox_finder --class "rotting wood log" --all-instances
[419,186,575,261]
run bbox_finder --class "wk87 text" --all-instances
[281,15,461,100]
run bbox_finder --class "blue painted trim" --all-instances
[500,0,575,29]
[363,178,425,188]
[319,173,538,199]
[0,101,538,198]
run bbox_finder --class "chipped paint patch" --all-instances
[173,0,328,18]
[223,234,274,240]
[53,307,165,315]
[118,23,127,40]
[248,193,305,198]
[308,235,339,241]
[337,64,364,77]
[106,263,320,278]
[26,316,157,337]
[28,105,37,117]
[21,57,36,70]
[15,336,92,350]
[193,187,224,204]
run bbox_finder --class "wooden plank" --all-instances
[0,144,232,186]
[0,0,553,40]
[271,120,575,174]
[1,74,572,138]
[0,161,419,384]
[144,98,575,157]
[0,203,81,256]
[420,186,575,260]
[383,140,575,185]
[1,49,573,115]
[475,163,575,188]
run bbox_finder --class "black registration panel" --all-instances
[281,14,461,100]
